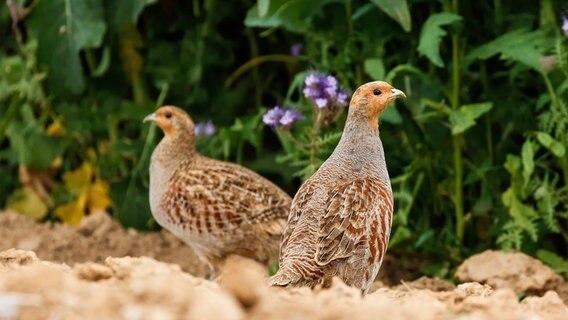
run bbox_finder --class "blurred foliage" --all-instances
[1,0,568,277]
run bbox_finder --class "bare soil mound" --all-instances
[0,211,567,319]
[0,250,567,320]
[0,211,208,276]
[456,249,567,302]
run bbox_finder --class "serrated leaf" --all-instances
[464,29,546,70]
[370,0,411,32]
[449,102,492,134]
[536,132,566,157]
[417,13,462,67]
[521,140,535,185]
[364,58,385,80]
[27,0,106,94]
[502,188,538,242]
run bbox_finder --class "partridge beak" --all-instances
[391,88,406,99]
[143,113,156,123]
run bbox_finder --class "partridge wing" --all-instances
[161,164,290,235]
[315,177,392,266]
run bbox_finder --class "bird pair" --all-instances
[144,81,406,294]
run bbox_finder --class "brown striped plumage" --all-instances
[144,106,292,276]
[270,81,405,294]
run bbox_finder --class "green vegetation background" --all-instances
[1,0,567,278]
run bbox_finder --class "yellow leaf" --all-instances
[6,187,49,220]
[63,163,93,194]
[55,191,88,224]
[46,119,65,137]
[87,180,111,212]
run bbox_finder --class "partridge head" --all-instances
[270,81,405,294]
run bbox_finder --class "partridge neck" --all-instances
[153,132,195,171]
[339,110,381,149]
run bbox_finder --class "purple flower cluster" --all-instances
[563,16,568,37]
[262,105,303,129]
[194,120,216,137]
[303,72,349,109]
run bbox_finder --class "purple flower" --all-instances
[303,72,349,109]
[263,105,302,129]
[279,109,303,127]
[290,43,303,56]
[194,120,216,137]
[563,16,568,37]
[262,106,284,128]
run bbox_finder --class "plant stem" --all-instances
[309,109,323,175]
[450,0,464,244]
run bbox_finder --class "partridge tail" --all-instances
[269,267,301,287]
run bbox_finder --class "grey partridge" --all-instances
[270,81,405,294]
[144,106,292,276]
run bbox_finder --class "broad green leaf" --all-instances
[6,120,68,169]
[105,0,158,31]
[258,0,270,17]
[449,102,492,135]
[381,106,403,124]
[417,13,462,67]
[521,140,535,184]
[536,132,566,157]
[363,58,385,80]
[464,29,546,70]
[27,0,107,94]
[245,0,341,33]
[370,0,411,32]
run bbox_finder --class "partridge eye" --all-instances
[373,89,382,96]
[165,112,172,119]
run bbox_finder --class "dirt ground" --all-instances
[0,211,567,320]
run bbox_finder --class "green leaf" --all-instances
[502,188,539,242]
[417,13,462,67]
[363,58,385,80]
[27,0,107,94]
[6,120,68,169]
[464,29,546,70]
[449,102,492,134]
[370,0,411,32]
[536,249,568,277]
[521,140,535,185]
[388,226,412,248]
[244,0,340,33]
[504,154,521,175]
[258,0,270,17]
[381,106,403,124]
[105,0,158,31]
[536,132,566,157]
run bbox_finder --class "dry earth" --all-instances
[0,211,567,320]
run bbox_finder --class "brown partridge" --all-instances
[144,106,292,276]
[270,81,405,294]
